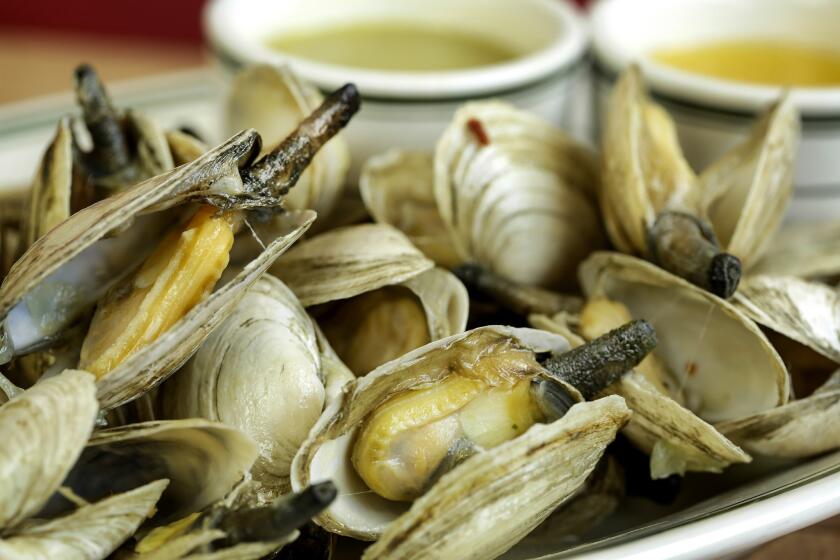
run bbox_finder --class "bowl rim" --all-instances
[203,0,589,100]
[591,0,840,116]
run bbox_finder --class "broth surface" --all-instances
[266,21,522,72]
[653,39,840,87]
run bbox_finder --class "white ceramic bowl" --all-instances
[204,0,590,177]
[592,0,840,221]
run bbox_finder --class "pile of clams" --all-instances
[0,60,836,560]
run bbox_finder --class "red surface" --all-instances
[0,0,591,43]
[0,0,208,42]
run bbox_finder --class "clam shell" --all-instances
[733,275,840,363]
[6,120,313,402]
[699,97,799,267]
[600,67,700,255]
[359,150,460,267]
[600,66,799,268]
[717,371,840,458]
[272,223,434,306]
[519,456,623,548]
[751,221,840,279]
[291,326,617,548]
[226,65,350,226]
[0,369,98,531]
[161,275,328,502]
[531,311,750,478]
[580,252,789,422]
[61,419,257,525]
[401,267,469,343]
[434,101,603,289]
[139,536,292,560]
[96,209,314,409]
[26,118,73,247]
[25,111,175,249]
[0,479,168,560]
[0,129,260,328]
[362,396,629,560]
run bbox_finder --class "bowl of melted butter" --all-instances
[205,0,588,176]
[592,0,840,221]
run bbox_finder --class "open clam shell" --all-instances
[161,275,344,503]
[600,66,798,297]
[362,396,629,560]
[359,149,460,268]
[95,209,314,409]
[0,369,171,559]
[54,418,258,525]
[434,101,603,290]
[733,275,840,363]
[601,67,700,256]
[717,371,840,458]
[0,369,98,531]
[272,223,433,306]
[226,64,350,227]
[751,221,840,279]
[0,479,168,560]
[291,326,631,557]
[580,252,789,422]
[699,98,799,268]
[0,129,317,407]
[26,67,177,249]
[531,311,750,478]
[272,223,468,375]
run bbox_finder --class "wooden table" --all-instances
[0,27,836,560]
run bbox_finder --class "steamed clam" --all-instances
[600,66,799,298]
[26,65,174,247]
[272,223,469,376]
[578,252,789,420]
[0,369,168,559]
[718,275,840,458]
[528,251,791,478]
[292,322,653,558]
[0,82,360,409]
[161,275,353,503]
[226,64,351,228]
[434,101,605,291]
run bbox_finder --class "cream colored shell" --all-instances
[600,66,798,268]
[531,312,749,478]
[359,149,460,268]
[734,275,840,363]
[580,252,789,422]
[162,275,342,503]
[717,371,840,458]
[226,64,350,227]
[292,326,629,560]
[0,369,172,560]
[434,101,604,290]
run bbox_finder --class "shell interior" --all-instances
[292,326,574,540]
[580,252,788,422]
